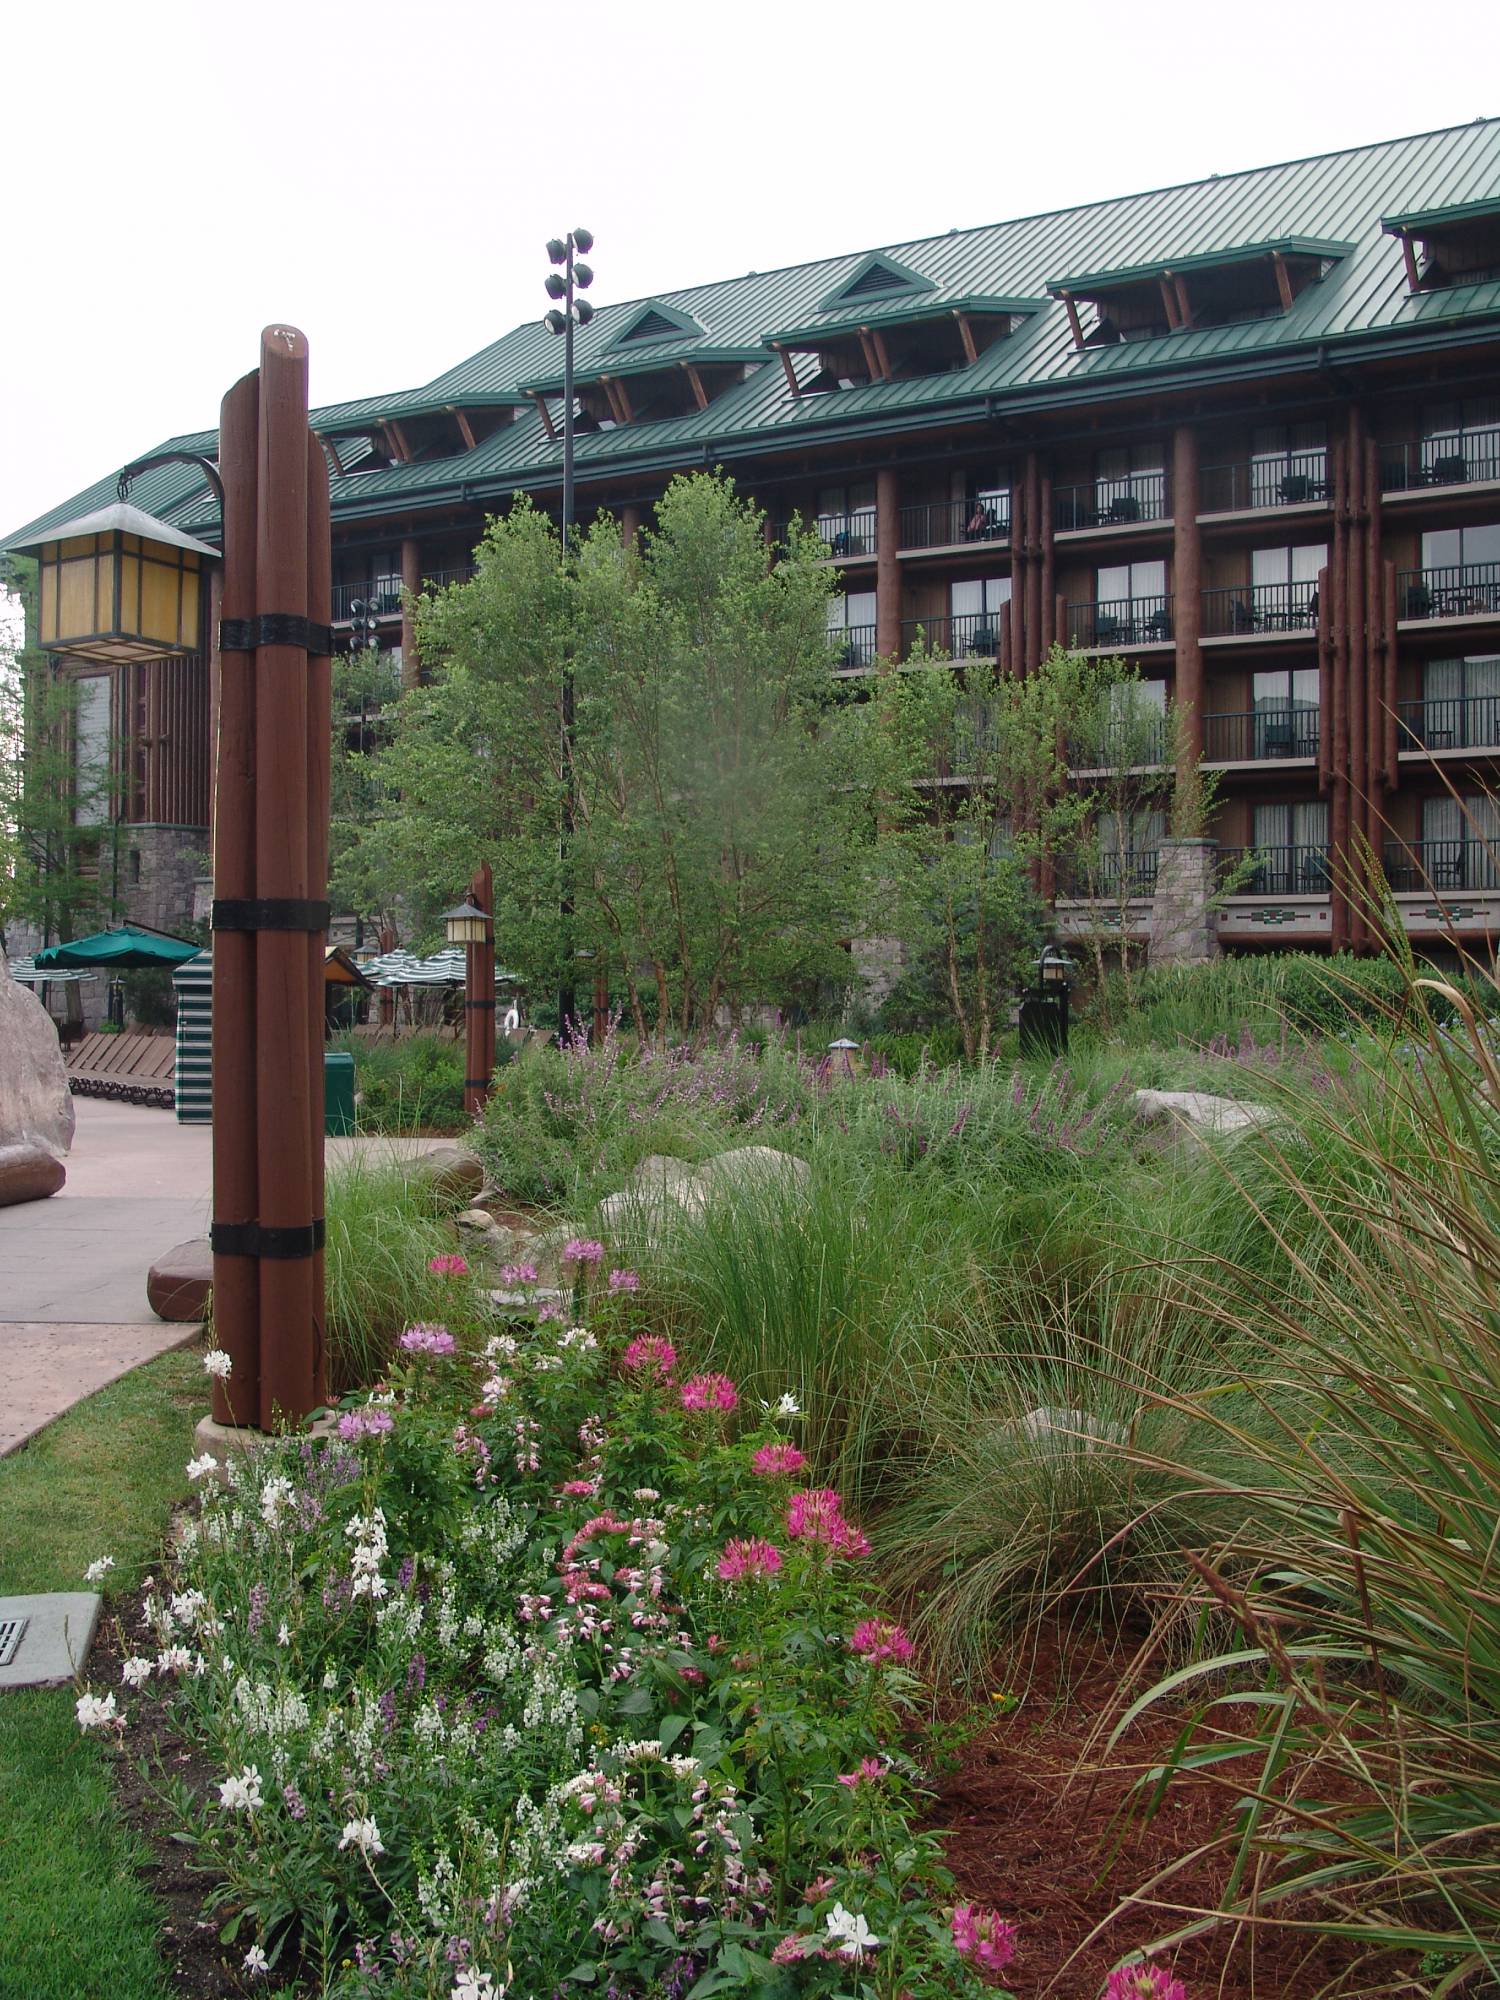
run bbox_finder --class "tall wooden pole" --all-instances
[211,327,327,1432]
[210,372,262,1428]
[465,860,495,1120]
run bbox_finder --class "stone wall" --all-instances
[1147,838,1220,964]
[123,825,208,937]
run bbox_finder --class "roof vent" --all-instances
[842,260,916,302]
[621,308,684,343]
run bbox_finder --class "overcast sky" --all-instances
[2,0,1495,541]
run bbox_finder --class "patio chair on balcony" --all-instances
[1105,494,1142,524]
[1141,608,1170,642]
[1261,714,1295,757]
[1278,473,1316,503]
[1094,613,1121,646]
[1403,582,1434,619]
[1300,851,1331,893]
[1426,454,1468,486]
[1231,597,1259,634]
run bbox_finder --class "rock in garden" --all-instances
[626,1154,700,1199]
[410,1147,484,1205]
[0,1141,66,1206]
[1131,1088,1280,1141]
[693,1145,811,1200]
[0,949,74,1205]
[1017,1406,1128,1453]
[455,1208,500,1234]
[147,1238,213,1321]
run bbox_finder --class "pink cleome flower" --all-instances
[621,1335,677,1379]
[399,1324,456,1356]
[717,1537,783,1583]
[497,1262,538,1286]
[837,1756,887,1789]
[786,1487,870,1557]
[1103,1967,1187,2000]
[951,1905,1019,1977]
[560,1478,599,1497]
[751,1442,807,1479]
[337,1407,395,1442]
[681,1372,739,1413]
[848,1617,914,1664]
[562,1238,605,1266]
[428,1253,469,1276]
[607,1268,640,1293]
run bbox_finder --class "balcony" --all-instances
[1219,845,1330,895]
[831,624,878,670]
[1381,431,1500,494]
[1382,840,1500,894]
[1397,695,1500,751]
[899,498,1009,550]
[778,509,877,559]
[1202,581,1319,638]
[1067,596,1173,649]
[1199,453,1329,515]
[900,612,1002,660]
[1204,707,1319,762]
[1067,716,1170,770]
[1397,564,1500,621]
[330,565,475,623]
[1057,850,1160,899]
[1054,475,1168,531]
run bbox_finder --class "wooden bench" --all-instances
[66,1031,175,1109]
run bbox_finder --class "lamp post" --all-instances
[444,862,494,1118]
[1019,944,1075,1057]
[544,230,595,1038]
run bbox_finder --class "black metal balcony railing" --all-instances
[1382,839,1500,893]
[1199,453,1330,514]
[330,564,476,623]
[1201,581,1320,637]
[1397,563,1500,621]
[1067,717,1170,769]
[898,498,1010,549]
[831,624,878,669]
[1204,707,1320,761]
[1057,850,1160,899]
[1067,596,1174,649]
[1054,474,1169,531]
[1397,694,1500,750]
[901,612,1003,659]
[1218,845,1331,896]
[1381,431,1500,493]
[773,511,877,557]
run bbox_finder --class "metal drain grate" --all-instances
[0,1617,29,1668]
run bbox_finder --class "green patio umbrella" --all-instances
[33,924,203,970]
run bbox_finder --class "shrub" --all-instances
[333,1032,470,1135]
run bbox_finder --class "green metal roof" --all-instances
[10,118,1500,551]
[766,292,1045,346]
[518,344,766,395]
[1046,235,1355,295]
[1381,194,1500,234]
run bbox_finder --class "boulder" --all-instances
[694,1146,811,1199]
[410,1146,484,1206]
[454,1208,501,1234]
[147,1237,213,1321]
[1016,1406,1128,1454]
[0,951,73,1206]
[1132,1088,1280,1142]
[626,1154,700,1200]
[0,1141,66,1206]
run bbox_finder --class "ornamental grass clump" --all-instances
[80,1299,1010,1997]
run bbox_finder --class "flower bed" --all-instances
[76,1308,1021,1999]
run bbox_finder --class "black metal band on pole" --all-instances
[212,898,330,932]
[211,1218,327,1260]
[220,614,335,656]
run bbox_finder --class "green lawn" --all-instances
[0,1344,203,2000]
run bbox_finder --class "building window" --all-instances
[828,590,878,668]
[1094,560,1169,642]
[1420,656,1500,748]
[815,482,876,556]
[965,474,1011,537]
[1421,523,1500,572]
[1251,801,1329,892]
[1252,667,1320,756]
[1421,793,1500,887]
[1249,424,1327,507]
[73,673,112,830]
[1419,399,1500,484]
[948,577,1011,654]
[129,848,142,885]
[1095,444,1165,522]
[1249,544,1326,623]
[1098,809,1164,894]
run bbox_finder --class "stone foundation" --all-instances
[1147,838,1220,964]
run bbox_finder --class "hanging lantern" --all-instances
[442,898,491,947]
[13,502,217,665]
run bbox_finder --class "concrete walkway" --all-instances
[0,1098,456,1455]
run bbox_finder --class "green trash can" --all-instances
[324,1051,356,1136]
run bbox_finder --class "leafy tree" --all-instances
[339,475,879,1040]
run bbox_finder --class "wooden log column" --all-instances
[1171,425,1203,764]
[210,326,330,1433]
[399,537,422,690]
[1328,434,1351,952]
[875,467,901,663]
[1345,409,1369,950]
[1007,471,1028,673]
[619,503,643,549]
[1023,452,1044,669]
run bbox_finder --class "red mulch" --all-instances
[933,1616,1415,1998]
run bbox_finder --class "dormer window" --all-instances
[767,292,1040,396]
[1051,238,1348,349]
[1384,199,1500,292]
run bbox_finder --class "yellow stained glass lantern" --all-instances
[443,899,491,946]
[13,503,217,665]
